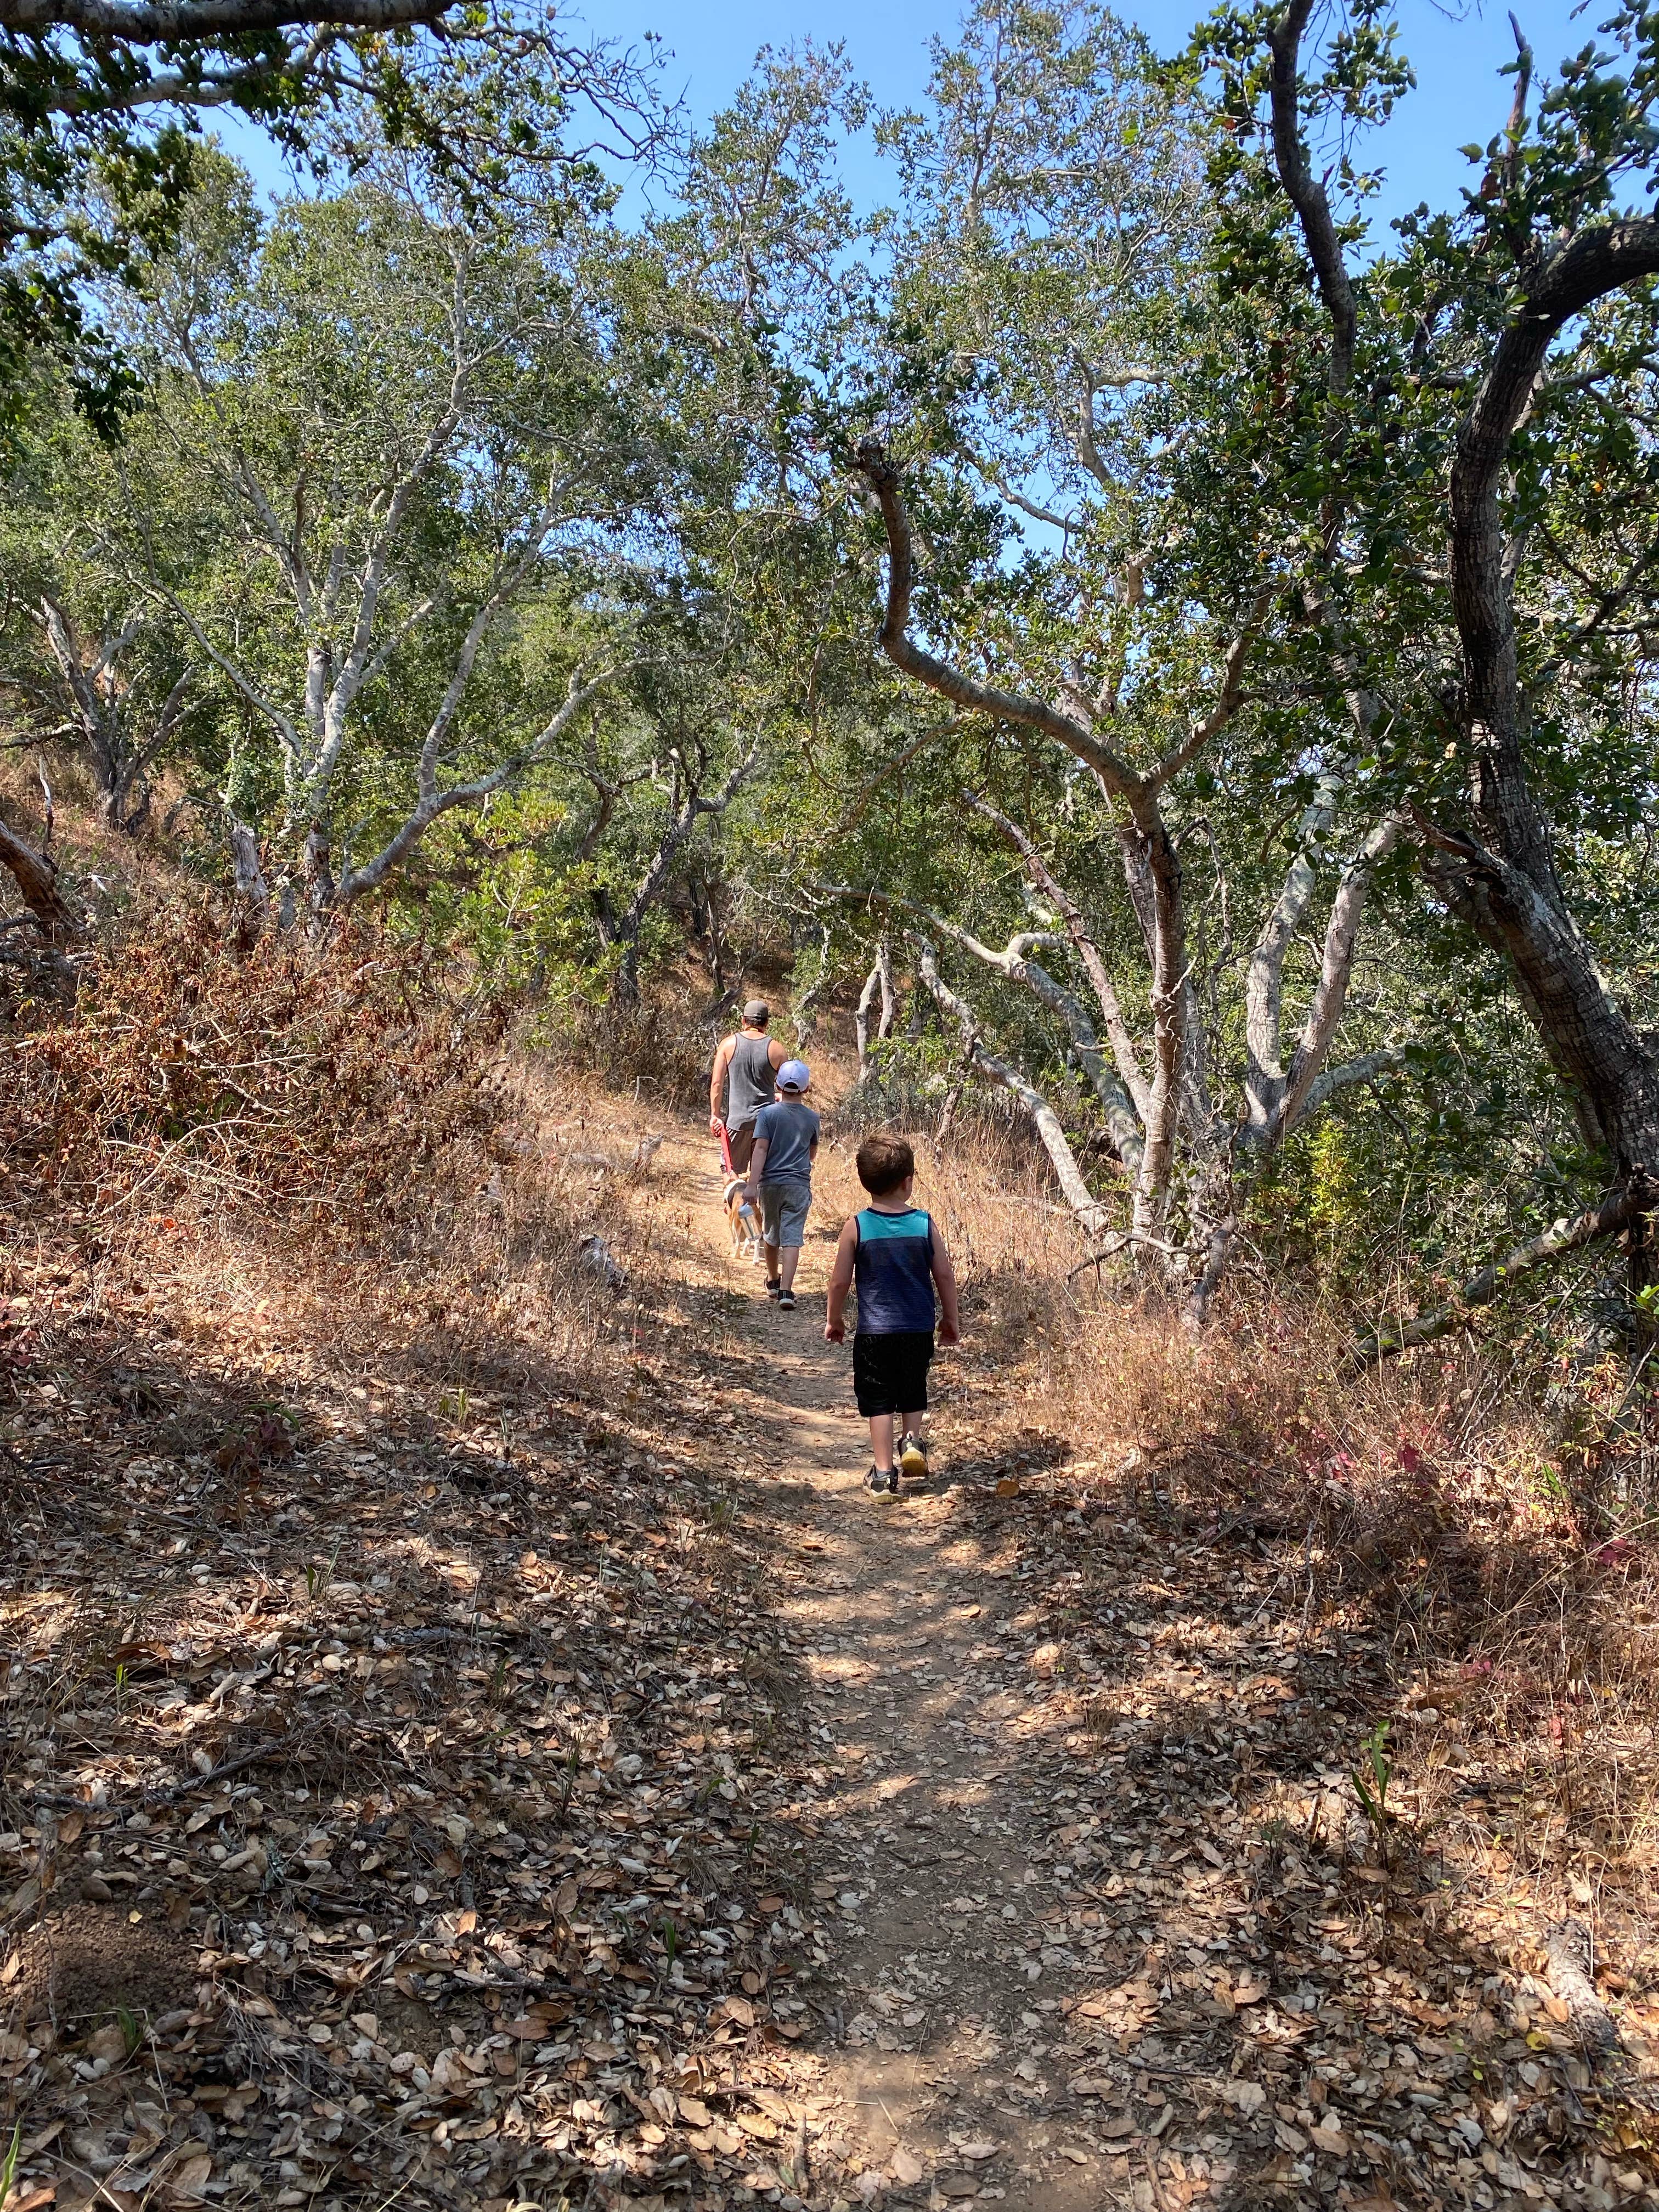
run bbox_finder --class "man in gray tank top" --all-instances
[709,999,787,1172]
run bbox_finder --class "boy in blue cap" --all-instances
[744,1059,820,1310]
[824,1133,960,1493]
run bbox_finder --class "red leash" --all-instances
[716,1120,735,1176]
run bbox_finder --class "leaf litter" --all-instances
[0,1111,840,2212]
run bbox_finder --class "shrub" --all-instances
[1,899,505,1223]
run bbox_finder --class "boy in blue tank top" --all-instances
[825,1134,961,1495]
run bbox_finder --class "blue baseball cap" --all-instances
[777,1059,810,1091]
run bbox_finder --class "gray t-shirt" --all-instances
[754,1100,820,1183]
[724,1031,776,1131]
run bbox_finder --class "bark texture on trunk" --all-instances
[1444,219,1659,1204]
[0,813,80,943]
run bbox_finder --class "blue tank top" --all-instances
[854,1208,936,1334]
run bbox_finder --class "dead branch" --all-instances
[1355,1190,1640,1362]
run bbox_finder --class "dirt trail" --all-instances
[660,1126,1144,2211]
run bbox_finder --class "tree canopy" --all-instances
[8,0,1659,1345]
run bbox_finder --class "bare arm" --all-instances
[709,1036,733,1129]
[930,1229,961,1345]
[825,1218,858,1342]
[744,1134,770,1199]
[769,1038,788,1070]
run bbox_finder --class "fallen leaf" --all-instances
[168,2152,213,2200]
[1221,2079,1265,2117]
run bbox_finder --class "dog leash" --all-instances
[716,1119,735,1176]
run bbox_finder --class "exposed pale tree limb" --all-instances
[1276,815,1402,1136]
[915,937,1110,1237]
[964,789,1150,1120]
[855,938,898,1084]
[337,665,623,901]
[1357,1190,1640,1362]
[823,882,1143,1171]
[228,821,270,922]
[1244,766,1344,1116]
[1299,1044,1408,1121]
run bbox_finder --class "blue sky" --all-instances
[224,0,1603,231]
[582,0,1598,230]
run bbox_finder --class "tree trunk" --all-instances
[1442,222,1659,1261]
[0,812,79,943]
[229,821,271,939]
[855,960,883,1082]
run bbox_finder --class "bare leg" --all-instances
[779,1246,801,1293]
[762,1240,780,1281]
[867,1412,896,1470]
[900,1409,925,1443]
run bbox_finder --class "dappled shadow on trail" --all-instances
[9,1112,1655,2212]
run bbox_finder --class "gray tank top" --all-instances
[725,1031,775,1128]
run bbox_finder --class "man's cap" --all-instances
[777,1058,811,1091]
[742,997,770,1024]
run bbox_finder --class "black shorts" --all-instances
[853,1330,934,1417]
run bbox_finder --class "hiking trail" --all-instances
[659,1126,1112,2211]
[2,1100,1641,2212]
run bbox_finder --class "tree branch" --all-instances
[963,790,1150,1120]
[0,0,446,34]
[1144,587,1271,789]
[336,666,621,900]
[915,936,1111,1235]
[824,881,1144,1171]
[854,441,1141,799]
[1276,814,1402,1136]
[1267,0,1357,397]
[1356,1190,1639,1362]
[0,812,80,943]
[1299,1043,1407,1120]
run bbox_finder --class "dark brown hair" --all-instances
[856,1134,915,1197]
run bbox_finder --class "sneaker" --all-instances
[866,1464,895,1494]
[899,1432,928,1482]
[766,1278,781,1300]
[778,1289,796,1311]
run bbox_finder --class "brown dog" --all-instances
[723,1173,761,1262]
